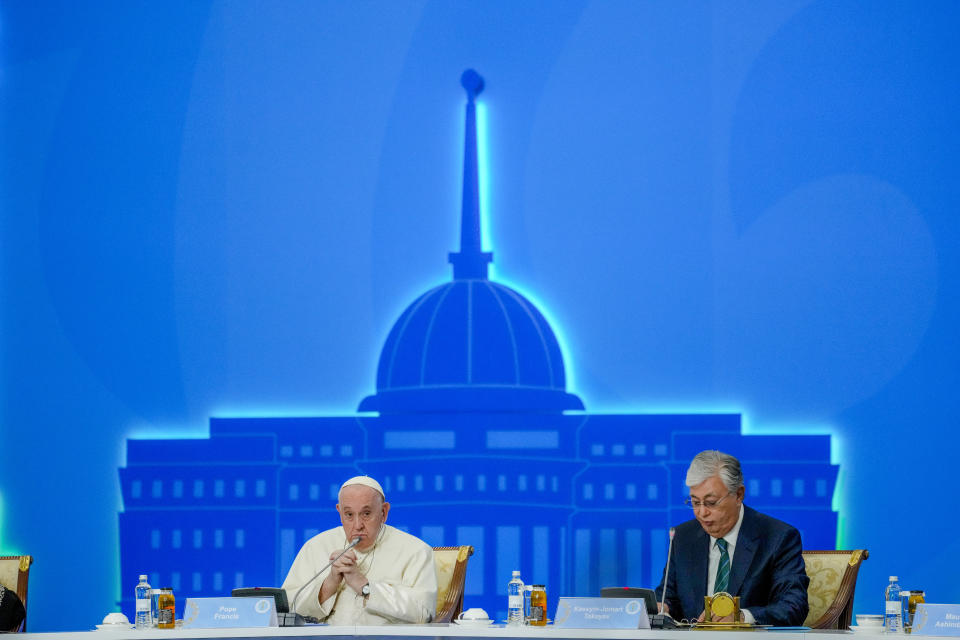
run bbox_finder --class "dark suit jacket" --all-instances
[655,505,809,626]
[0,586,25,632]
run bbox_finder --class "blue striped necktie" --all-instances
[714,538,730,594]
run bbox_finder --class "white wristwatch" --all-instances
[361,582,371,597]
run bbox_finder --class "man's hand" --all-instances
[332,550,369,594]
[328,550,347,577]
[318,550,348,604]
[714,612,740,623]
[658,602,671,616]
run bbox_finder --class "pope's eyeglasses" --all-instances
[340,510,377,523]
[684,491,735,511]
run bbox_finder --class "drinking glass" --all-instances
[902,591,925,633]
[149,589,161,627]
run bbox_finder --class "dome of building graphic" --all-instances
[358,278,584,413]
[359,69,583,414]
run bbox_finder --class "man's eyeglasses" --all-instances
[684,491,735,511]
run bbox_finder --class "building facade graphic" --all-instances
[118,70,838,618]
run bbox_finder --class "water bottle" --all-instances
[885,576,903,633]
[135,574,152,629]
[507,570,525,626]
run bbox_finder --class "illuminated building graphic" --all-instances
[118,70,837,617]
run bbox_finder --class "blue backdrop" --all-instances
[1,0,958,631]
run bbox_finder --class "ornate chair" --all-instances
[803,549,868,629]
[433,545,474,622]
[0,555,33,632]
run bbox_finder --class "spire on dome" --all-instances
[449,69,493,280]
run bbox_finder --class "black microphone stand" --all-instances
[651,527,678,630]
[280,537,361,626]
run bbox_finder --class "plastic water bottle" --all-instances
[885,576,903,633]
[135,574,152,629]
[507,570,525,626]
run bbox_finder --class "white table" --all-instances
[19,624,881,640]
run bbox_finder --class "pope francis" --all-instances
[281,476,438,624]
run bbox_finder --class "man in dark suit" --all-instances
[0,585,25,632]
[655,450,809,626]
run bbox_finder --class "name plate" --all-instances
[182,596,278,629]
[912,604,960,636]
[554,597,651,629]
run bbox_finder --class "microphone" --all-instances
[651,527,678,629]
[280,536,362,627]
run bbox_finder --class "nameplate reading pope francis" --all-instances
[182,596,278,629]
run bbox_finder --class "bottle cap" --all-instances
[139,574,148,580]
[512,570,521,577]
[890,576,898,581]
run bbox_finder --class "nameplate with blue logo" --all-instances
[553,597,650,629]
[911,604,960,636]
[182,596,278,628]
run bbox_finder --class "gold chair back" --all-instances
[433,545,474,623]
[803,549,868,629]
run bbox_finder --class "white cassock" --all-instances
[281,524,438,625]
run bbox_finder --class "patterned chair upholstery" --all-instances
[0,555,33,632]
[803,549,868,629]
[433,545,474,623]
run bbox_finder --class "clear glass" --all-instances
[902,591,925,634]
[149,589,161,627]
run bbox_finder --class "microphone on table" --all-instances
[651,527,678,630]
[280,536,362,627]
